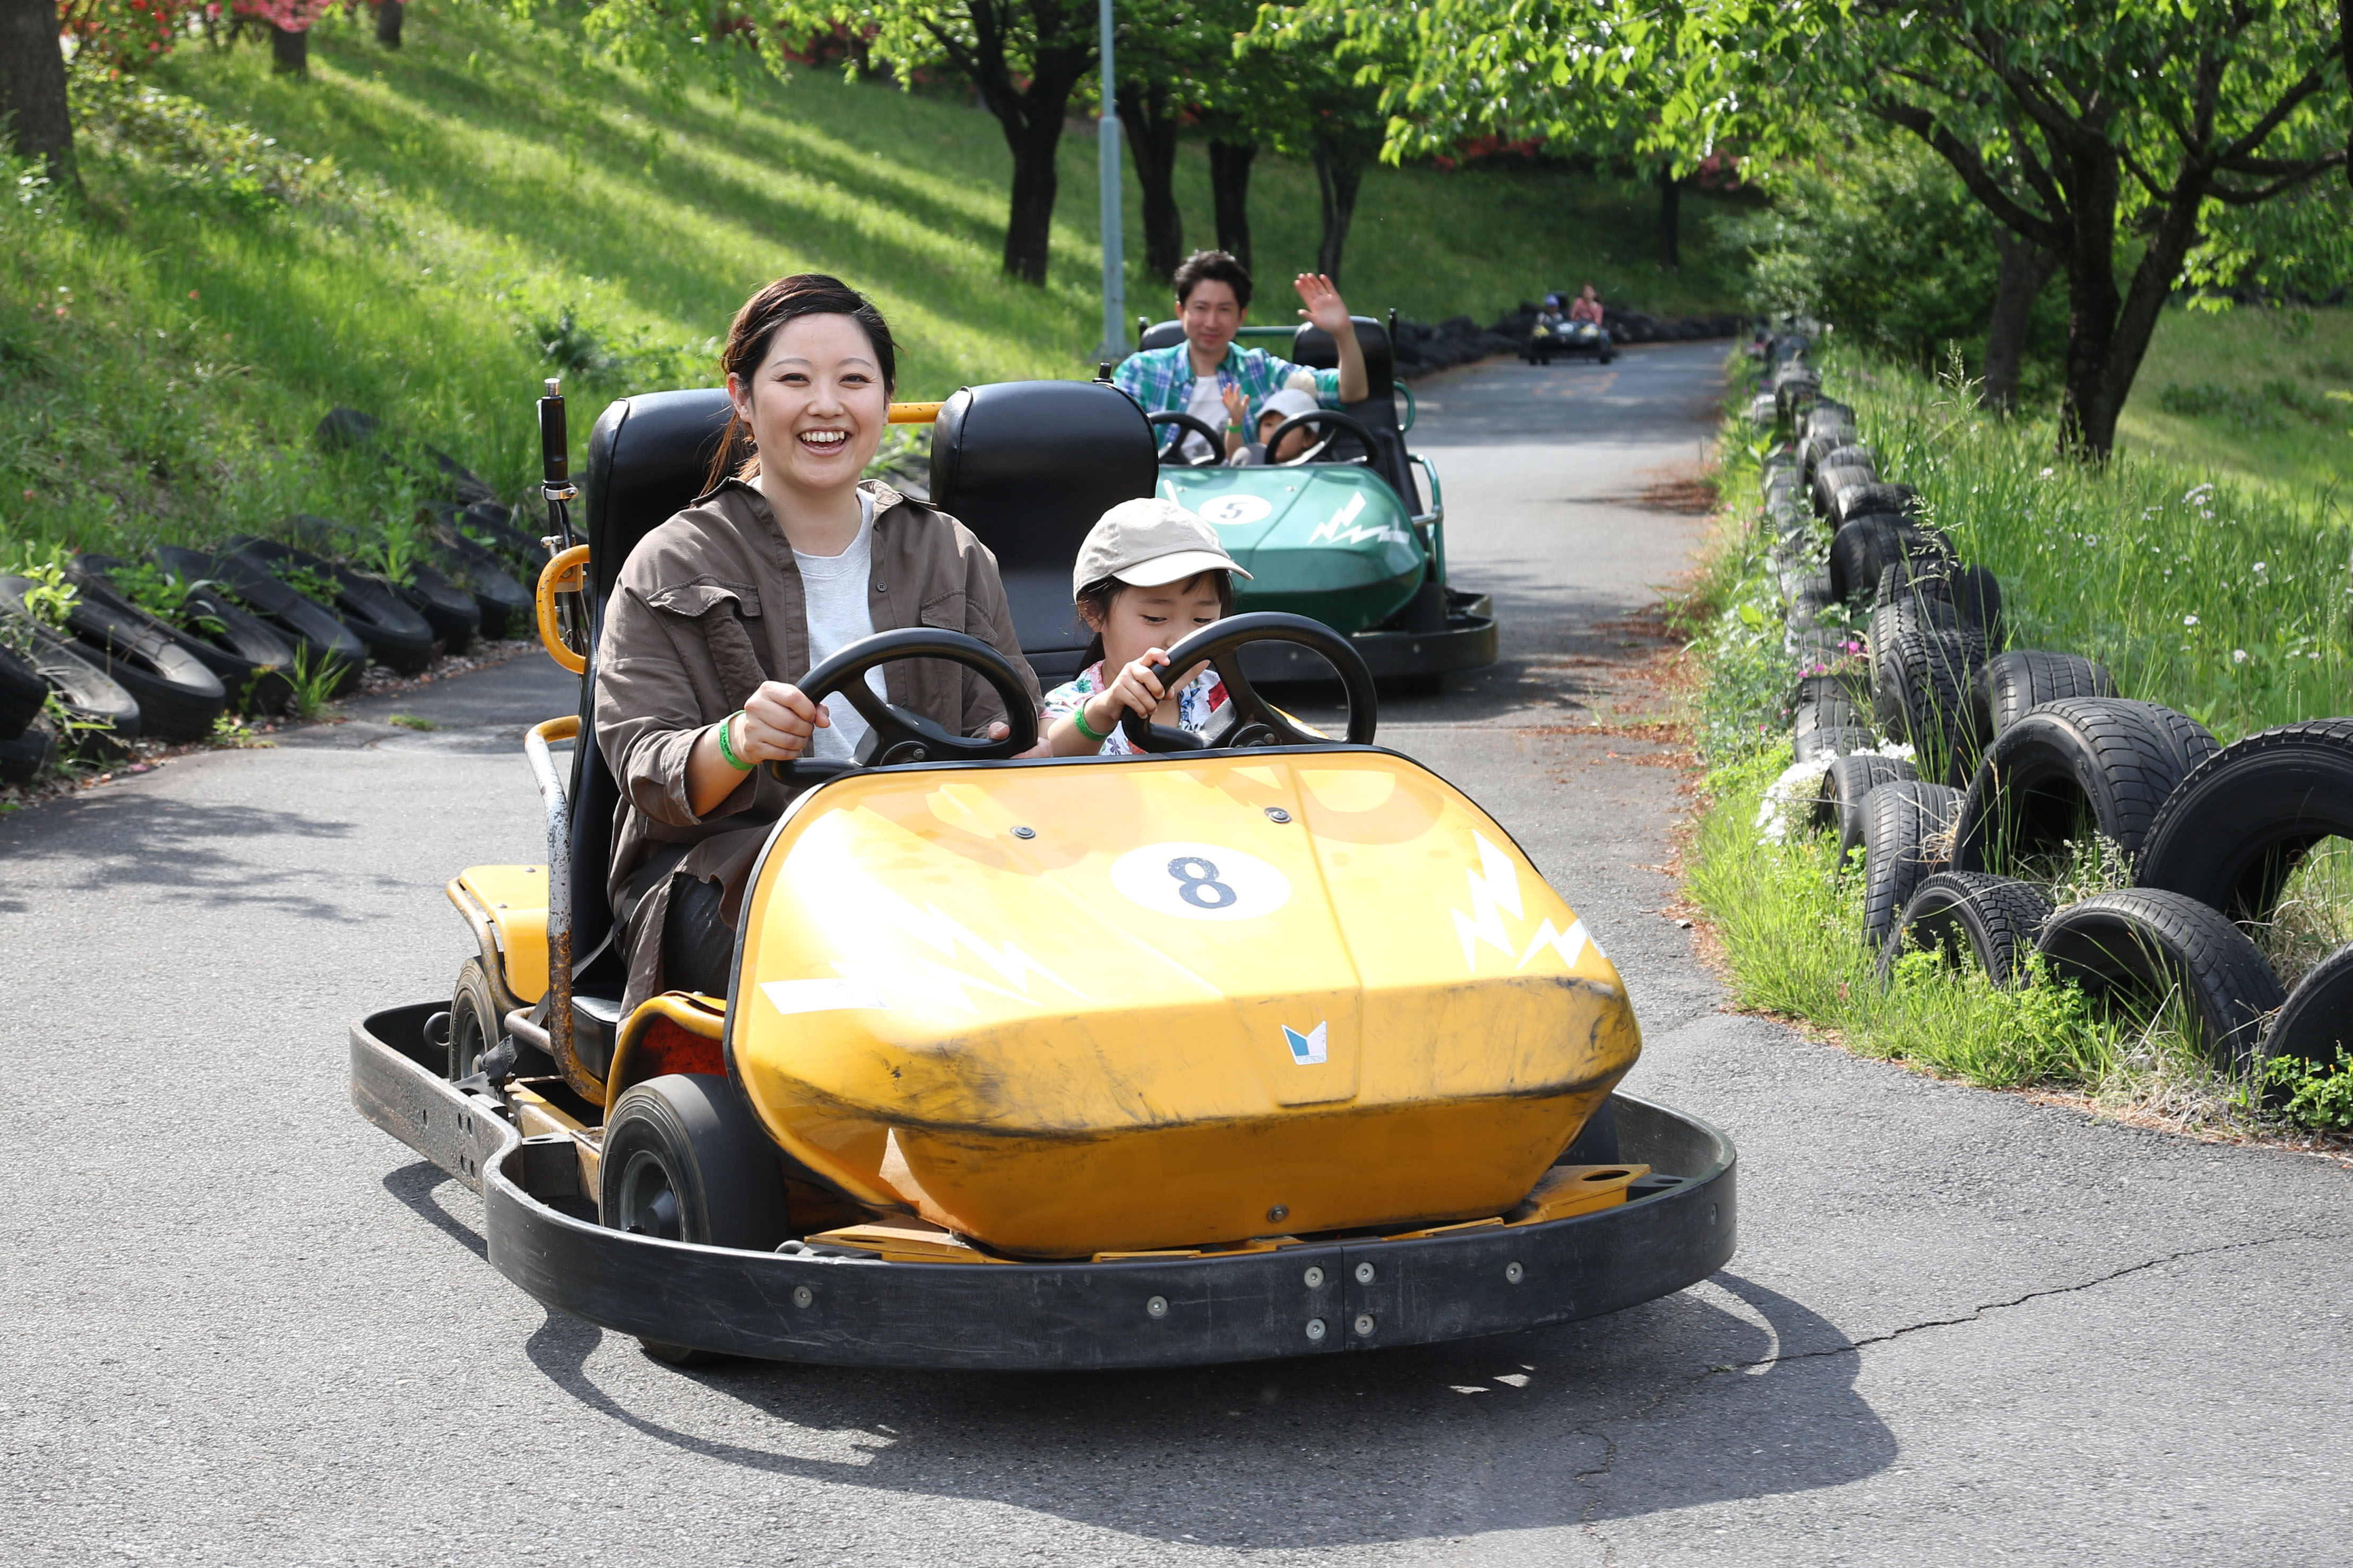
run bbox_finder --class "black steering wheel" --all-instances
[1148,410,1228,466]
[1265,408,1380,467]
[1117,611,1377,754]
[765,627,1039,782]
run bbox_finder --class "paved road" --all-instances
[5,344,2348,1567]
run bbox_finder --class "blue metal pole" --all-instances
[1097,0,1125,362]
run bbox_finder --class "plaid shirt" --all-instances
[1113,342,1343,425]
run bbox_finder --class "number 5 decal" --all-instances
[1111,842,1291,923]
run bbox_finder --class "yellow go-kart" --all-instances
[349,378,1735,1368]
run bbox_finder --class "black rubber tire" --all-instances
[1829,516,1899,603]
[1795,696,1869,740]
[1815,751,1920,855]
[601,1074,792,1254]
[0,712,56,783]
[2259,942,2353,1077]
[1953,698,2219,876]
[0,594,141,754]
[1859,781,1964,949]
[458,499,545,571]
[76,555,298,716]
[51,581,227,743]
[227,538,437,674]
[427,532,530,639]
[157,546,367,696]
[1869,609,1984,785]
[2037,889,2285,1068]
[1795,725,1877,765]
[447,957,506,1082]
[1875,561,2005,647]
[1972,650,2116,742]
[0,640,44,740]
[1831,481,1920,526]
[1788,587,1839,628]
[1880,871,2055,987]
[398,562,481,654]
[2136,718,2353,927]
[1813,463,1876,518]
[1795,668,1872,712]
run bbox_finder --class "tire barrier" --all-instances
[1748,353,2343,1079]
[0,584,142,757]
[1880,870,2055,987]
[228,536,438,674]
[0,639,46,741]
[0,713,57,782]
[2037,889,2285,1068]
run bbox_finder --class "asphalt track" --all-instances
[5,344,2348,1566]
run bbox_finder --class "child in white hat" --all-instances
[1041,498,1252,756]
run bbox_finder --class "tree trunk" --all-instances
[271,25,310,75]
[1657,169,1682,270]
[1311,136,1364,284]
[0,0,76,190]
[1116,82,1184,285]
[376,0,404,47]
[1208,140,1255,274]
[999,115,1063,284]
[2053,146,2128,458]
[1981,229,2058,412]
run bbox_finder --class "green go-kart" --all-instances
[1132,316,1497,689]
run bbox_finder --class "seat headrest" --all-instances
[1289,315,1393,400]
[1138,319,1186,353]
[583,389,736,605]
[929,380,1156,571]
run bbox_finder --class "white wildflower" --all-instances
[2232,649,2249,664]
[2184,614,2200,627]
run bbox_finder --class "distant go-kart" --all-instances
[348,377,1736,1371]
[1524,317,1616,366]
[1133,315,1496,691]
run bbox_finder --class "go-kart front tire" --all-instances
[447,957,503,1081]
[600,1073,792,1254]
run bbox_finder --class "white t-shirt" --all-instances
[1179,371,1230,462]
[793,490,886,762]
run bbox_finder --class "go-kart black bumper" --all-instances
[1240,591,1498,685]
[354,1002,1734,1371]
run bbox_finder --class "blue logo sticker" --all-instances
[1282,1021,1329,1065]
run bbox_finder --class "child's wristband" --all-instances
[714,711,754,770]
[1072,703,1109,743]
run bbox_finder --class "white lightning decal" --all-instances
[1450,833,1603,974]
[1452,832,1527,969]
[1307,493,1411,548]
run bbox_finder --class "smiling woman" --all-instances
[593,273,1042,1018]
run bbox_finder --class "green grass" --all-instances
[1,4,1749,569]
[1833,354,2350,743]
[2117,305,2353,502]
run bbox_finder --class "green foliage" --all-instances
[1726,140,2066,385]
[2119,306,2353,499]
[2156,378,2347,431]
[12,556,79,631]
[284,644,346,721]
[1835,352,2351,741]
[106,559,227,635]
[2265,1047,2353,1132]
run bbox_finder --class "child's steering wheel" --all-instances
[1147,411,1229,466]
[1116,611,1378,753]
[766,628,1039,781]
[1265,409,1380,467]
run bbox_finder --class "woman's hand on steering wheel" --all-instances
[735,680,829,764]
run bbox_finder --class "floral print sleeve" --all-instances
[1042,660,1228,757]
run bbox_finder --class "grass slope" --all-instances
[1,5,1747,565]
[2116,306,2353,503]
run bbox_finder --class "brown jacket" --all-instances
[594,477,1039,1015]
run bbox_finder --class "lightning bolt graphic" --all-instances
[1452,832,1526,969]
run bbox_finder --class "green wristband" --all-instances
[1072,703,1109,743]
[714,711,753,770]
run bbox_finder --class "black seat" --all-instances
[1138,319,1187,353]
[1287,316,1421,509]
[928,379,1156,685]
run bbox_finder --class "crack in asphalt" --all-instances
[1569,1230,2346,1560]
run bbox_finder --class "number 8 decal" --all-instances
[1111,842,1291,922]
[1166,856,1237,909]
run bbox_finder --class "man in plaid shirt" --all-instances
[1114,250,1371,462]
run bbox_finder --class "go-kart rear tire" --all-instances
[601,1073,792,1255]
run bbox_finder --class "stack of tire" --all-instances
[1754,350,2351,1087]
